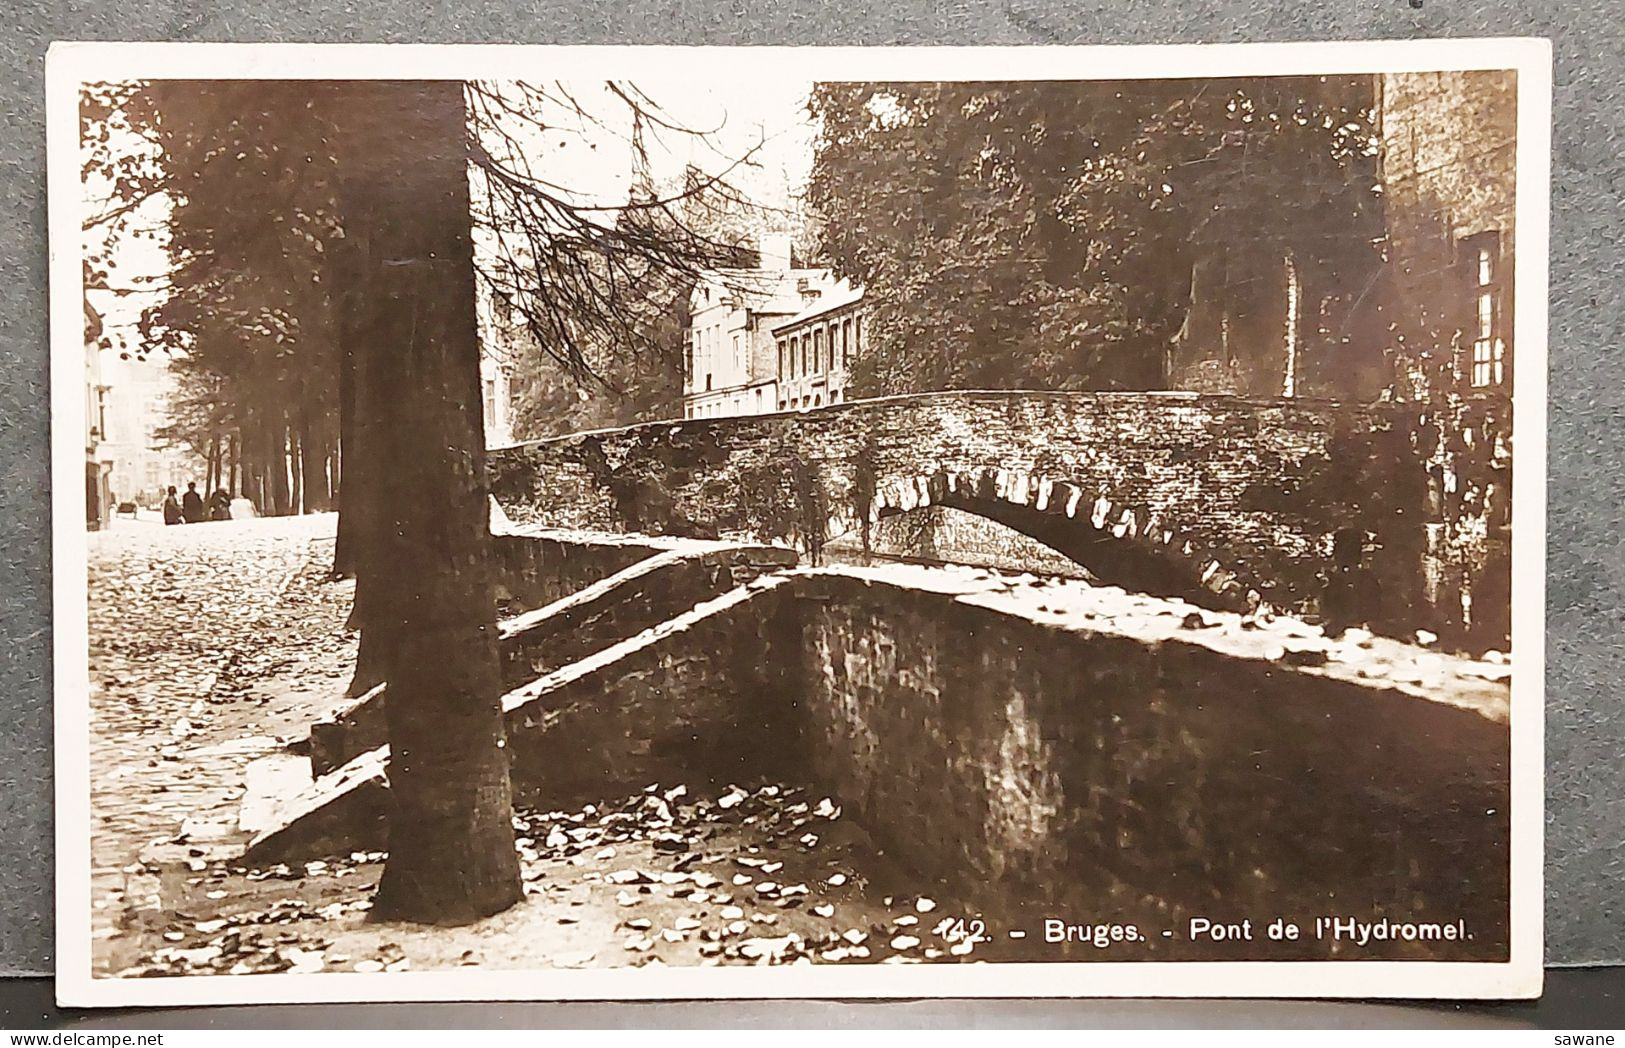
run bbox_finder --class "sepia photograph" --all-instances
[49,41,1548,1005]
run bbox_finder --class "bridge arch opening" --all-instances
[853,468,1259,613]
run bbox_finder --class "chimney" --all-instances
[758,233,792,273]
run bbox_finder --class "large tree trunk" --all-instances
[227,432,238,497]
[333,173,388,696]
[242,426,261,510]
[206,435,220,494]
[328,442,341,511]
[335,80,521,924]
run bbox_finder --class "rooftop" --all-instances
[694,267,836,318]
[773,278,865,332]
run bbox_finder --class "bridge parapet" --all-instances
[489,390,1457,639]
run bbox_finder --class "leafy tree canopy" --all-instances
[805,77,1384,395]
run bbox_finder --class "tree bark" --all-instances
[328,442,341,509]
[300,410,331,512]
[227,432,239,497]
[206,435,220,494]
[332,317,362,577]
[333,162,386,697]
[334,80,521,923]
[268,420,292,515]
[242,429,261,510]
[289,425,304,515]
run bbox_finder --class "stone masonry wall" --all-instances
[500,542,797,682]
[491,529,669,614]
[827,504,1097,579]
[489,390,1453,640]
[501,578,804,806]
[254,578,804,864]
[308,532,797,776]
[1379,70,1517,651]
[265,553,1510,965]
[790,567,1511,961]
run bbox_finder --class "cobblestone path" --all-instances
[85,513,356,972]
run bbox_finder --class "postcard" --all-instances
[49,39,1549,1006]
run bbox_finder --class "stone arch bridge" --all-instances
[488,390,1433,627]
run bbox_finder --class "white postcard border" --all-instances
[47,37,1551,1007]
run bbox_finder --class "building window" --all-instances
[483,378,497,430]
[840,320,851,369]
[1464,231,1507,388]
[777,339,787,380]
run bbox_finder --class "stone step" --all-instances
[240,746,391,865]
[241,574,797,865]
[305,542,795,778]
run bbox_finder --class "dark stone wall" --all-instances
[308,533,798,776]
[790,572,1510,961]
[502,543,798,682]
[491,531,668,614]
[275,548,1509,965]
[1379,70,1517,651]
[503,582,805,808]
[828,504,1096,580]
[489,390,1481,641]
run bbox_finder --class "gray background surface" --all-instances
[1,0,1619,982]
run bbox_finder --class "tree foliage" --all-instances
[132,82,344,513]
[500,165,772,437]
[806,77,1385,395]
[468,85,772,437]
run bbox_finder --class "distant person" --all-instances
[162,486,183,526]
[181,482,205,524]
[208,488,232,521]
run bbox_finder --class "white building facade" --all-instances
[98,356,206,510]
[473,285,526,448]
[773,280,865,411]
[683,236,840,420]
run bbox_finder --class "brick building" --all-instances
[772,279,864,411]
[1376,69,1517,649]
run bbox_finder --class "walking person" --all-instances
[162,486,183,526]
[181,481,205,524]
